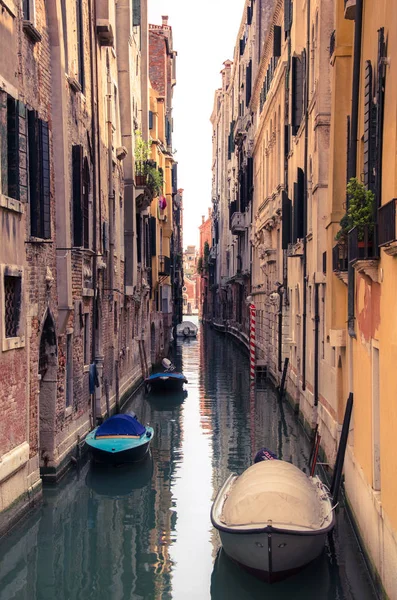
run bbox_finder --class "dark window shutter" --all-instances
[28,110,40,237]
[322,251,327,274]
[239,38,245,56]
[273,25,281,58]
[72,144,83,247]
[247,156,254,202]
[39,120,51,239]
[7,96,20,200]
[293,168,304,241]
[284,0,292,37]
[148,110,153,130]
[83,157,90,248]
[284,124,290,156]
[363,61,376,191]
[133,0,141,27]
[375,27,386,211]
[247,5,252,25]
[149,215,157,256]
[76,0,84,91]
[172,163,177,193]
[246,60,252,106]
[136,214,142,264]
[291,56,303,135]
[282,191,292,249]
[22,0,29,20]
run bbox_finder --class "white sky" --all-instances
[148,0,245,250]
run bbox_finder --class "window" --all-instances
[66,333,73,407]
[61,0,69,72]
[4,274,22,338]
[28,111,51,238]
[83,313,89,365]
[73,145,90,248]
[133,0,141,27]
[76,0,85,91]
[0,94,28,203]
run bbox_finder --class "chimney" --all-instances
[162,15,168,26]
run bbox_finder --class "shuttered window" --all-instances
[28,111,51,239]
[375,27,386,211]
[133,0,141,27]
[273,25,281,58]
[83,157,90,248]
[291,55,304,135]
[72,144,83,247]
[282,191,292,249]
[284,0,292,38]
[246,60,252,106]
[247,5,252,26]
[7,96,20,200]
[149,215,157,256]
[363,61,376,191]
[76,0,84,91]
[148,110,153,130]
[293,168,304,241]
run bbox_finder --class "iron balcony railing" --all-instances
[378,198,397,247]
[158,255,171,276]
[348,224,378,262]
[332,243,348,272]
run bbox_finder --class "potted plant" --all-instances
[134,131,151,186]
[335,178,375,246]
[147,168,163,197]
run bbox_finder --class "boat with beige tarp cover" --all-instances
[211,460,335,582]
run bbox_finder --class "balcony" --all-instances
[332,243,348,285]
[349,225,379,283]
[344,0,356,20]
[231,211,248,234]
[378,198,397,256]
[158,255,171,277]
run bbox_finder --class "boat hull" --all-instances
[85,427,154,465]
[218,528,328,582]
[145,373,187,394]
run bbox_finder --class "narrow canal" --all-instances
[0,322,377,600]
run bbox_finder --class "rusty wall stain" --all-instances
[356,274,381,343]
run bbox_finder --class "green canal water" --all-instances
[0,322,377,599]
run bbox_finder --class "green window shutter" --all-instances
[7,96,20,200]
[149,110,153,130]
[282,191,292,249]
[39,120,51,239]
[273,25,282,58]
[291,56,303,135]
[133,0,141,27]
[149,215,157,256]
[246,60,252,106]
[28,110,40,237]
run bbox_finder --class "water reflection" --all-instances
[0,320,376,600]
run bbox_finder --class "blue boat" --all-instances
[145,371,188,393]
[85,413,154,464]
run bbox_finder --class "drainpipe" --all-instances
[88,0,99,424]
[347,0,363,404]
[107,61,114,298]
[276,283,284,372]
[302,0,311,391]
[314,283,319,406]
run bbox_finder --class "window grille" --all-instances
[4,275,21,338]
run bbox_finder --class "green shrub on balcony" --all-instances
[335,177,375,243]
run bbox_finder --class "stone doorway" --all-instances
[38,312,58,475]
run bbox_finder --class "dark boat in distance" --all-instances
[145,358,188,394]
[85,413,154,464]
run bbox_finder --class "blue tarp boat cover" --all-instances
[148,372,186,380]
[253,447,278,463]
[95,414,146,438]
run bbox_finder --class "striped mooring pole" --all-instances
[249,302,256,380]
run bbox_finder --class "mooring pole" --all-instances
[249,301,256,380]
[330,393,354,503]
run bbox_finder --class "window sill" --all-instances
[0,194,24,214]
[26,237,53,244]
[23,20,42,44]
[68,75,82,93]
[82,288,94,297]
[2,335,25,352]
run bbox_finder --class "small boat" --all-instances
[175,320,198,338]
[145,358,188,394]
[211,459,335,582]
[85,413,154,464]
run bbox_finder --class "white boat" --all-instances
[211,460,335,582]
[175,320,198,338]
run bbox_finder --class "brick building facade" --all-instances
[0,2,182,536]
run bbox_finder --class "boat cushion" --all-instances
[222,461,325,530]
[95,414,146,438]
